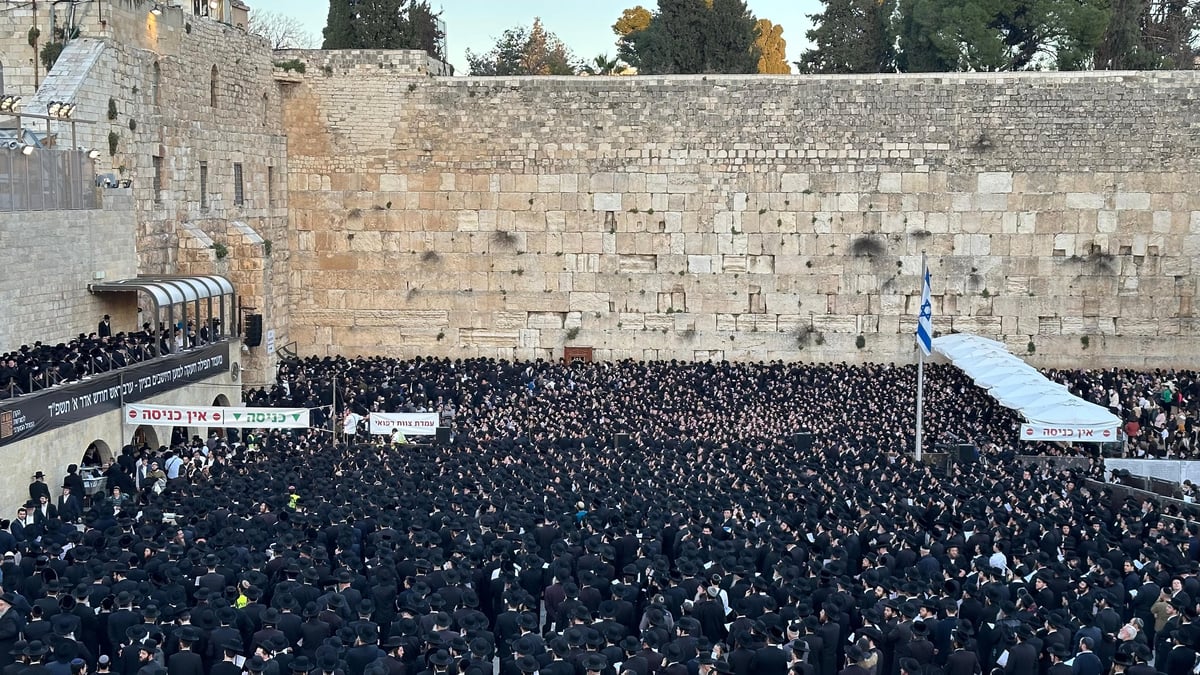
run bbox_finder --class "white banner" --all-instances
[368,412,439,436]
[1020,423,1118,442]
[124,404,310,429]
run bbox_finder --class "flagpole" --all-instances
[915,251,927,462]
[915,345,925,462]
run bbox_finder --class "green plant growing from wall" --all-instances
[108,132,119,156]
[108,98,118,120]
[855,334,866,349]
[273,59,307,73]
[210,243,229,260]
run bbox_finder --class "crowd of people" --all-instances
[1044,369,1197,460]
[0,354,1193,675]
[0,315,225,400]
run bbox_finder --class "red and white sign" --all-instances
[368,412,439,436]
[1020,424,1117,442]
[124,403,309,429]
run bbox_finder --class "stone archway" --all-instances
[83,439,113,467]
[131,424,160,450]
[210,394,232,441]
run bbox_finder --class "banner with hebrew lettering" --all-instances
[124,403,310,429]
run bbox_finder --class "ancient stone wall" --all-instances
[0,192,138,351]
[281,60,1200,368]
[0,0,289,381]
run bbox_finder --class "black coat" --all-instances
[751,646,790,675]
[0,608,22,668]
[166,651,204,675]
[943,649,980,675]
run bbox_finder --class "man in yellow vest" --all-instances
[389,427,409,447]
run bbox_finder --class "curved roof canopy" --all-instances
[932,333,1119,432]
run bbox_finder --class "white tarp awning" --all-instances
[932,333,1120,441]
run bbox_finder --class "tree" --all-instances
[754,19,790,73]
[614,6,653,36]
[466,18,580,76]
[250,10,317,50]
[322,0,445,54]
[355,0,404,49]
[322,0,358,49]
[705,0,759,73]
[584,53,621,75]
[799,0,895,73]
[894,0,1110,72]
[620,0,760,74]
[1095,0,1198,69]
[404,1,445,59]
[614,5,654,67]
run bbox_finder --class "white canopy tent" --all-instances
[931,333,1120,443]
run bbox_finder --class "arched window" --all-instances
[151,61,161,106]
[210,65,218,107]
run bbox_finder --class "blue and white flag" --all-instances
[916,262,933,356]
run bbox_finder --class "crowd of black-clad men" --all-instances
[1,354,1197,675]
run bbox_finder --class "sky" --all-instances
[246,0,822,75]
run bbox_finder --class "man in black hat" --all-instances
[943,633,979,675]
[0,594,22,668]
[21,641,50,675]
[900,619,934,668]
[135,639,165,675]
[420,650,454,675]
[167,627,203,675]
[373,636,407,675]
[28,473,51,505]
[98,316,112,339]
[841,644,871,675]
[105,593,142,652]
[1001,623,1037,675]
[345,625,384,675]
[1165,625,1199,675]
[1046,642,1072,675]
[210,640,244,675]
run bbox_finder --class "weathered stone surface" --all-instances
[267,62,1200,367]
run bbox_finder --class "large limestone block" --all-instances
[593,193,622,211]
[569,292,610,312]
[977,172,1013,194]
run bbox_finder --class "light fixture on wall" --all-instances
[0,96,20,112]
[86,148,100,159]
[21,144,34,156]
[151,3,162,15]
[47,101,74,119]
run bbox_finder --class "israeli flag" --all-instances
[916,263,933,356]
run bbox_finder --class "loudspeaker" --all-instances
[958,444,977,463]
[435,427,450,444]
[244,314,263,347]
[793,433,813,453]
[615,433,630,451]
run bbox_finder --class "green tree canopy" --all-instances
[466,18,580,76]
[617,0,761,74]
[322,0,444,55]
[803,0,1194,72]
[799,0,895,73]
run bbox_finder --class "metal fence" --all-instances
[0,149,98,211]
